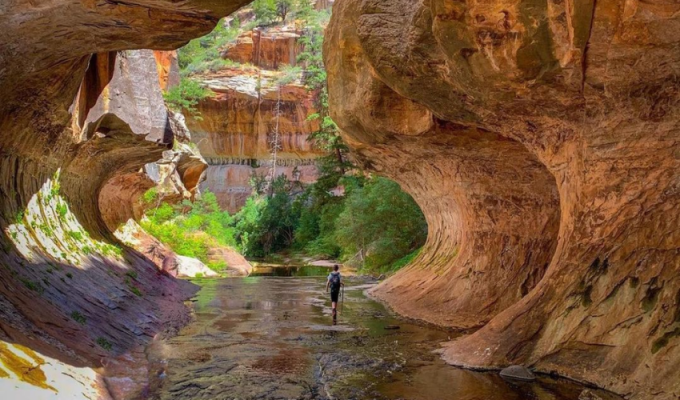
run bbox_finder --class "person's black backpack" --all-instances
[329,272,341,291]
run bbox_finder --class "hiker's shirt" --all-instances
[328,272,341,292]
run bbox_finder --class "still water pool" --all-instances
[144,274,621,399]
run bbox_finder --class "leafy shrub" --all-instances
[277,65,301,85]
[68,231,83,241]
[141,190,236,265]
[70,311,87,325]
[20,278,44,295]
[142,187,158,204]
[207,259,228,273]
[334,177,427,271]
[101,244,123,258]
[96,337,112,351]
[56,202,68,219]
[177,18,239,76]
[163,78,213,116]
[252,0,277,25]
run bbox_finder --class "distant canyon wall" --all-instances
[186,25,325,212]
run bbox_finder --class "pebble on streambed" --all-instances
[499,365,536,381]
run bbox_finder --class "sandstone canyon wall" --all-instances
[186,26,325,212]
[0,1,250,398]
[325,0,680,398]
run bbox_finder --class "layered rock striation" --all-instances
[0,1,251,397]
[325,0,680,398]
[187,24,325,212]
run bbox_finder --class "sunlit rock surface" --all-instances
[153,50,181,91]
[223,28,303,69]
[186,28,325,212]
[325,0,680,398]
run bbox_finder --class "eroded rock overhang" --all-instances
[0,1,251,397]
[324,0,680,398]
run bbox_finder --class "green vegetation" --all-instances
[141,190,236,272]
[177,19,241,76]
[146,2,427,275]
[163,78,213,117]
[141,187,158,204]
[56,202,68,219]
[96,337,112,351]
[207,259,228,273]
[70,311,87,325]
[100,243,123,258]
[228,173,427,274]
[252,0,294,25]
[20,278,44,295]
[68,230,83,241]
[233,175,302,257]
[334,179,427,270]
[276,65,302,85]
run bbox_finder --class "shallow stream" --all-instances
[144,271,622,400]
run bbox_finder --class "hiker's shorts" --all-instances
[330,289,340,303]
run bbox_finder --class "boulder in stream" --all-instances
[499,365,536,382]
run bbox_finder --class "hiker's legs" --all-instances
[331,290,339,320]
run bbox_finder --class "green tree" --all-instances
[334,177,427,271]
[277,0,293,21]
[233,175,301,257]
[252,0,277,25]
[163,78,212,117]
[177,18,240,76]
[141,190,236,271]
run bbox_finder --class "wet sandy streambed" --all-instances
[144,271,622,400]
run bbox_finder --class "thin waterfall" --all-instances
[267,83,282,196]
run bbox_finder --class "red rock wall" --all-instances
[325,0,680,398]
[201,163,320,213]
[190,86,320,159]
[0,1,250,397]
[153,50,180,90]
[186,70,324,211]
[223,29,303,69]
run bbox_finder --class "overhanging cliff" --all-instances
[324,0,680,398]
[0,2,250,398]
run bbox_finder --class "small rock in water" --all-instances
[384,325,400,330]
[499,365,536,381]
[579,389,603,400]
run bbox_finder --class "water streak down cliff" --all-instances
[324,0,680,398]
[186,25,325,212]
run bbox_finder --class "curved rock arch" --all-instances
[325,5,561,329]
[324,0,680,398]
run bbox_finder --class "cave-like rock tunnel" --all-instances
[0,0,678,399]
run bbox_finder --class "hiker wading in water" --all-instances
[326,264,344,322]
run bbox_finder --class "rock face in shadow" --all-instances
[324,0,680,398]
[0,1,250,398]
